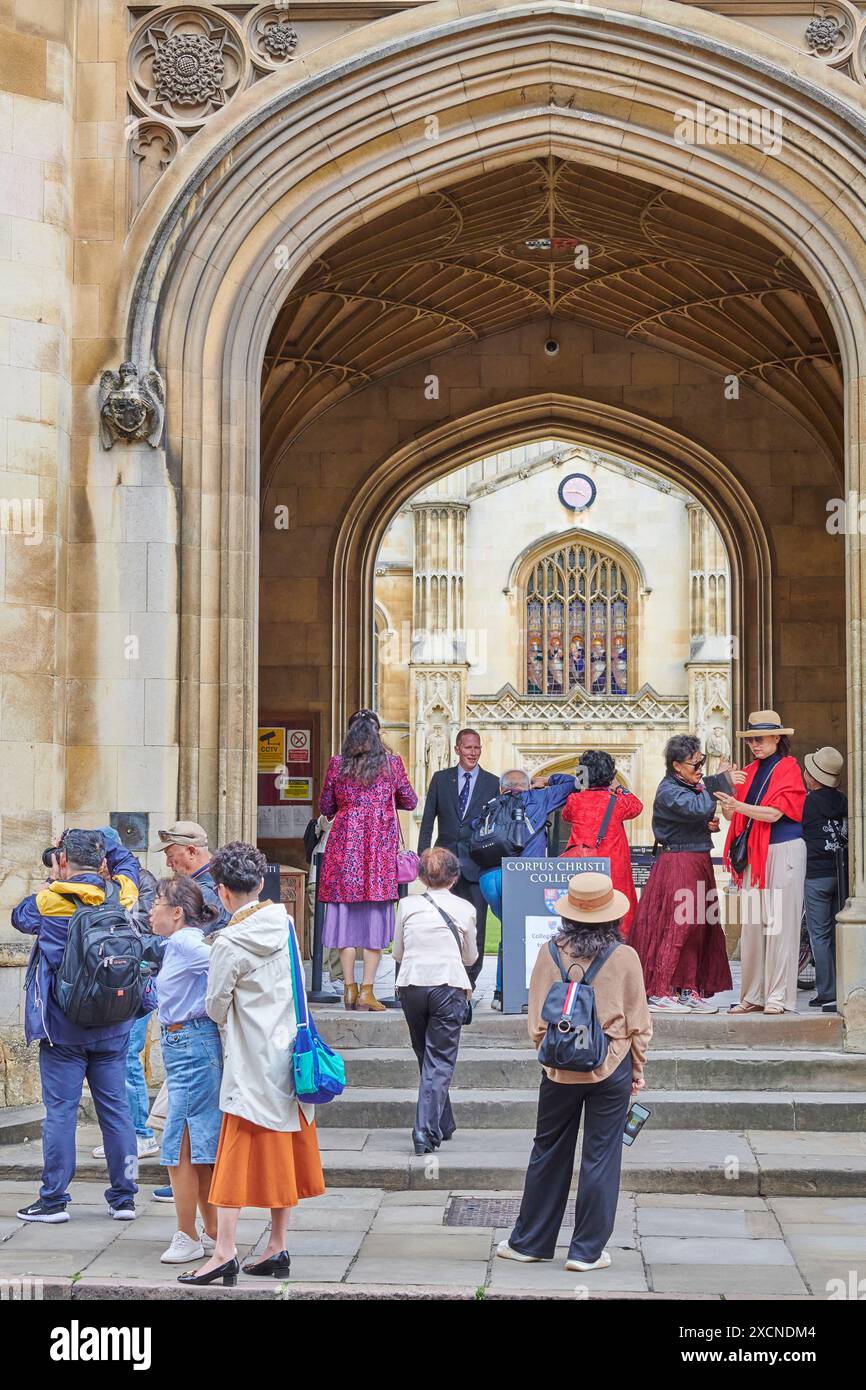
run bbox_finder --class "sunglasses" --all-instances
[685,757,706,769]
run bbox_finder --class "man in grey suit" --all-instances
[417,729,500,987]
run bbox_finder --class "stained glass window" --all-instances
[525,543,630,696]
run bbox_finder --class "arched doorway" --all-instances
[121,0,866,1043]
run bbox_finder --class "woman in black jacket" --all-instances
[629,734,741,1013]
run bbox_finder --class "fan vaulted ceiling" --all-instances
[261,157,842,464]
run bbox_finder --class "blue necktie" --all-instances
[457,771,471,819]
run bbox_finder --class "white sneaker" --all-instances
[565,1250,611,1273]
[92,1136,159,1160]
[200,1231,216,1251]
[160,1231,205,1264]
[681,992,719,1013]
[495,1240,545,1263]
[648,996,692,1013]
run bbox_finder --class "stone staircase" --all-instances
[2,1003,865,1198]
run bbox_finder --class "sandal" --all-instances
[763,1003,785,1015]
[727,1002,762,1014]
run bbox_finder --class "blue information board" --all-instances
[501,857,611,1014]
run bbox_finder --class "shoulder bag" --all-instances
[390,760,420,884]
[729,762,776,876]
[422,892,473,1024]
[286,923,346,1104]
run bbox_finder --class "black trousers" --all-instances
[451,876,488,986]
[400,984,467,1141]
[509,1052,633,1262]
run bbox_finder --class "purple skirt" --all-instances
[323,902,394,950]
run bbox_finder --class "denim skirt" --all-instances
[160,1016,224,1166]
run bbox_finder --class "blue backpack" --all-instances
[537,938,619,1072]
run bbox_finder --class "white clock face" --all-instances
[560,474,596,511]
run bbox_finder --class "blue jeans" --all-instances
[480,868,503,994]
[39,1038,139,1208]
[126,1014,154,1139]
[804,875,839,1003]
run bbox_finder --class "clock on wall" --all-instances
[558,473,597,512]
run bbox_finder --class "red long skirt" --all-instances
[629,851,732,998]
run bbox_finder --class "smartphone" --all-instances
[623,1100,651,1146]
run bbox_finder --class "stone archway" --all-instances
[118,0,866,1041]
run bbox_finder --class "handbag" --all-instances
[729,763,775,876]
[286,922,346,1104]
[390,763,420,884]
[422,893,473,1024]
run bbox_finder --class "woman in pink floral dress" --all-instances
[319,710,418,1011]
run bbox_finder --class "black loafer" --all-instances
[242,1250,291,1277]
[412,1128,436,1155]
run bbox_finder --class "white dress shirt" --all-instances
[393,889,478,990]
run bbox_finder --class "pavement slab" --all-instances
[649,1264,810,1295]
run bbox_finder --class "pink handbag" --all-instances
[390,764,419,883]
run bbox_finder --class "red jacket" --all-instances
[562,787,643,933]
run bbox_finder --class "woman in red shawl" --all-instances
[717,711,806,1016]
[562,750,642,934]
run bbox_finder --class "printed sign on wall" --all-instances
[257,727,285,771]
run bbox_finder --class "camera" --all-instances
[544,339,559,357]
[41,846,59,870]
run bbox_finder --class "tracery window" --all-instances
[525,542,630,696]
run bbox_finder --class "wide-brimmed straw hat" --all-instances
[735,709,794,738]
[804,746,844,788]
[554,871,631,924]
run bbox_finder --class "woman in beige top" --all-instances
[498,871,652,1275]
[393,848,478,1155]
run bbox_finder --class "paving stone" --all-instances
[381,1190,450,1207]
[315,1130,369,1151]
[795,1262,866,1297]
[285,1207,378,1232]
[269,1256,353,1283]
[488,1247,648,1293]
[770,1198,866,1223]
[358,1229,492,1260]
[748,1131,866,1156]
[239,1230,363,1257]
[782,1231,866,1258]
[642,1236,795,1266]
[649,1264,809,1295]
[347,1258,489,1287]
[370,1206,448,1227]
[635,1193,769,1210]
[636,1208,781,1239]
[299,1189,383,1208]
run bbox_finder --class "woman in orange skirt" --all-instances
[178,842,325,1287]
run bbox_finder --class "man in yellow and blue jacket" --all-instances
[12,828,142,1224]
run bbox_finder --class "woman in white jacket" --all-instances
[178,842,325,1287]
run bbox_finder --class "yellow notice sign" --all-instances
[257,726,285,771]
[279,776,313,803]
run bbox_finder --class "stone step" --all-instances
[316,1087,866,1131]
[313,1006,845,1050]
[341,1047,866,1092]
[2,1127,865,1197]
[0,1104,44,1146]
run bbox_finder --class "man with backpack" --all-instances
[12,828,143,1224]
[470,769,576,1008]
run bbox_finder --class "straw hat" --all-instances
[554,871,631,924]
[804,746,844,788]
[735,709,794,738]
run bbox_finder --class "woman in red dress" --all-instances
[319,710,417,1012]
[562,751,643,934]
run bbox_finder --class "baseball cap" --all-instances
[152,820,209,851]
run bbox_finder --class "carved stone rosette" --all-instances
[128,8,249,130]
[247,5,300,72]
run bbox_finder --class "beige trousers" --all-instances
[739,839,806,1011]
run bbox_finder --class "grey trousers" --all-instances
[399,984,466,1141]
[509,1053,633,1263]
[804,875,839,1003]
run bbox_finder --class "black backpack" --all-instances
[54,880,146,1029]
[537,938,619,1072]
[468,794,536,869]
